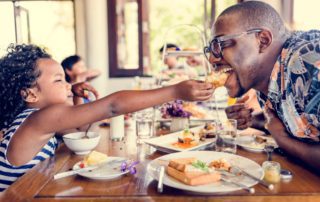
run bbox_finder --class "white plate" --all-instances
[72,157,129,180]
[236,136,278,153]
[147,151,263,194]
[144,126,215,153]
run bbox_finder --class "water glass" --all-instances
[136,119,153,144]
[215,119,237,153]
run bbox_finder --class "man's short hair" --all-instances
[159,43,181,53]
[218,1,288,39]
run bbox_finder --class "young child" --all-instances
[0,44,213,191]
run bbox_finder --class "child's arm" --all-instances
[8,80,212,165]
[33,80,213,133]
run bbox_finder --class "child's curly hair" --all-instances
[0,44,51,130]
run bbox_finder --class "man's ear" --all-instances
[258,30,273,53]
[20,88,39,103]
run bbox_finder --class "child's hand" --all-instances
[72,82,99,100]
[76,69,101,82]
[174,80,213,101]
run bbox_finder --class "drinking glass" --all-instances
[135,108,155,144]
[136,119,153,144]
[215,119,237,153]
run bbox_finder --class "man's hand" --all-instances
[225,95,254,130]
[72,82,99,100]
[263,104,287,136]
[175,80,214,101]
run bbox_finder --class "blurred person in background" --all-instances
[61,55,101,84]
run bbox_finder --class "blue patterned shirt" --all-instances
[257,30,320,142]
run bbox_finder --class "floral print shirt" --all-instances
[257,30,320,142]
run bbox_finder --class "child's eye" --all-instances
[54,79,62,82]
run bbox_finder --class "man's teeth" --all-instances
[221,68,233,73]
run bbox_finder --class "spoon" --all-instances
[84,124,92,139]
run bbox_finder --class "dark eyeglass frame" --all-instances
[204,28,262,60]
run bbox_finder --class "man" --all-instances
[206,1,320,171]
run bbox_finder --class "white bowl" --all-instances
[63,132,101,155]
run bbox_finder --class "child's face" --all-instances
[34,58,73,107]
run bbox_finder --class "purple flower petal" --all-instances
[130,167,137,175]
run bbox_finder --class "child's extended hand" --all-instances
[72,82,99,100]
[174,80,213,101]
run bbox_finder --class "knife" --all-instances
[157,166,165,193]
[54,158,126,180]
[221,175,255,194]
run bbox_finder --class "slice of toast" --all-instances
[168,158,197,172]
[166,166,221,186]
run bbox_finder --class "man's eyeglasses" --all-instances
[204,28,262,60]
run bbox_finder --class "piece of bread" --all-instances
[166,166,221,186]
[83,151,108,166]
[168,158,197,172]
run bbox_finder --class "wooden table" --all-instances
[2,122,320,202]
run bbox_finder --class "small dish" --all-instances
[144,126,216,153]
[63,132,101,155]
[72,157,129,180]
[236,136,277,153]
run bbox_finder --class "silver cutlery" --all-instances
[230,166,274,190]
[157,166,165,193]
[220,175,255,194]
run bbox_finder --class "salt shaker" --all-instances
[110,115,125,141]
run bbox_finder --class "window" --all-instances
[107,0,143,77]
[108,0,239,77]
[293,1,320,30]
[0,1,76,62]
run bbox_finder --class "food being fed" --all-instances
[82,151,108,167]
[166,158,221,186]
[206,70,229,88]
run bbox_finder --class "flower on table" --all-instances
[161,100,192,118]
[120,160,139,175]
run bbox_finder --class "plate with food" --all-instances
[236,135,278,153]
[147,151,263,193]
[144,124,219,153]
[72,151,131,180]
